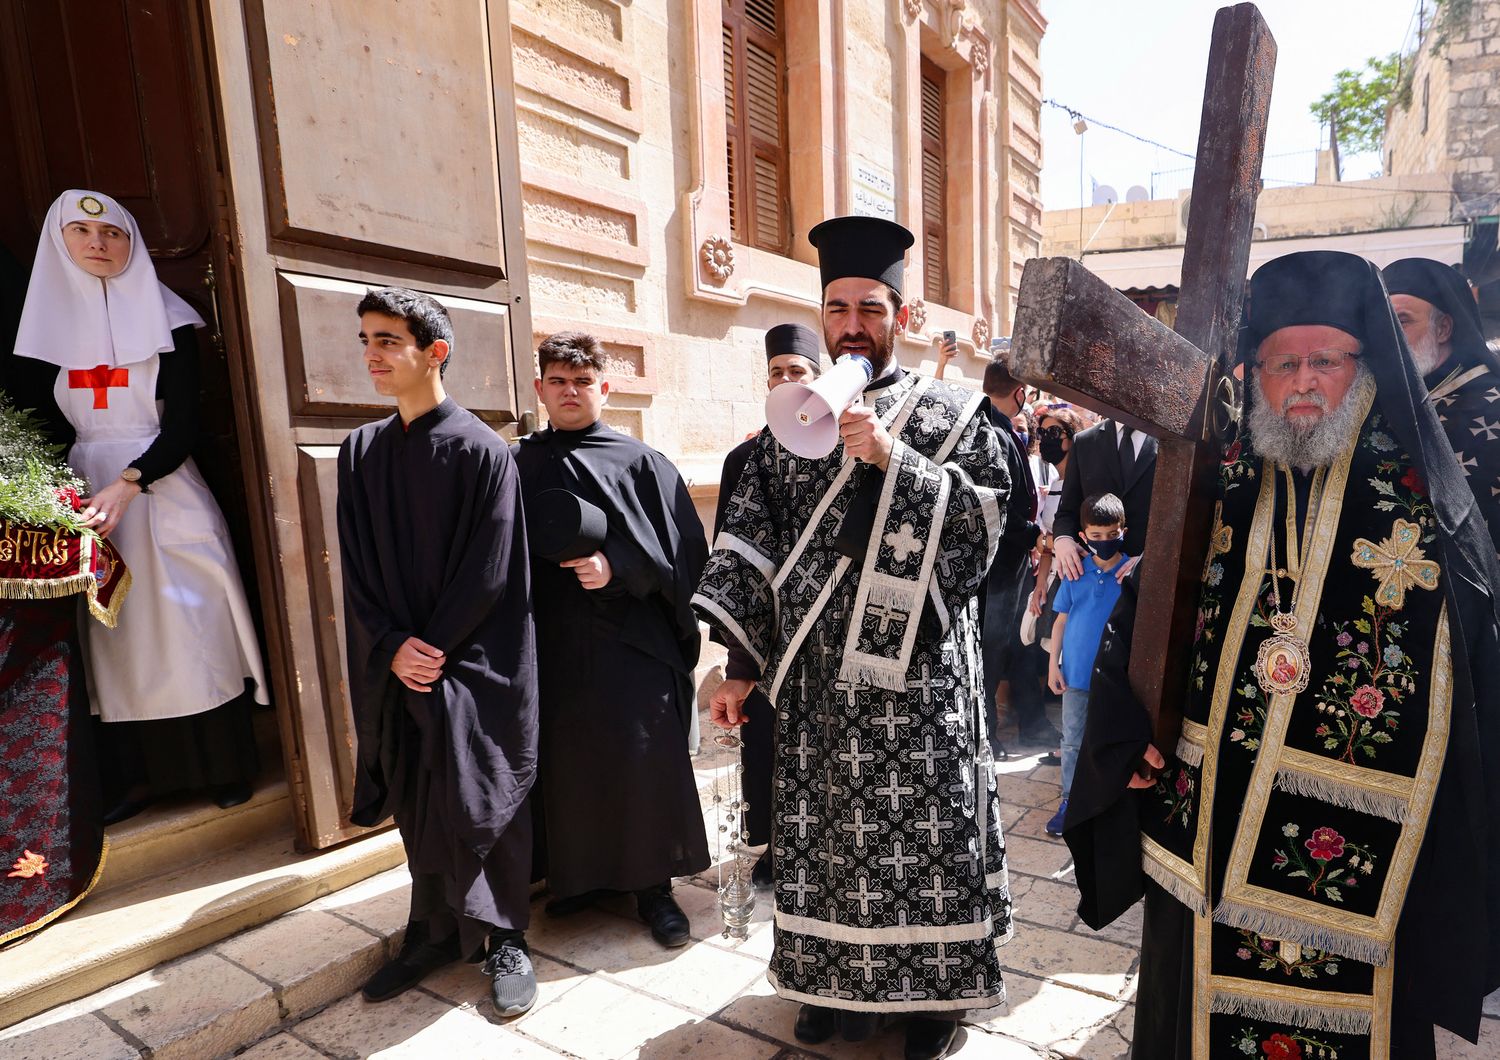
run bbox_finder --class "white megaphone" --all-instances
[765,354,873,458]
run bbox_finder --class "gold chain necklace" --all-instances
[1254,465,1323,697]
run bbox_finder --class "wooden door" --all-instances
[200,0,535,848]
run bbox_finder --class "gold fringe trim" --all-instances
[85,566,131,629]
[1273,766,1409,823]
[1210,984,1374,1035]
[0,836,110,949]
[0,573,95,600]
[1212,897,1391,967]
[1142,849,1209,916]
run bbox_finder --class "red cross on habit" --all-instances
[68,364,130,409]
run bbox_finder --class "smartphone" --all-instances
[942,329,956,346]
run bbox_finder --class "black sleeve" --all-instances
[132,325,202,487]
[1053,437,1085,541]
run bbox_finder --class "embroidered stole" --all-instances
[1141,392,1452,1052]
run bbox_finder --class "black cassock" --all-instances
[338,399,537,958]
[513,421,710,898]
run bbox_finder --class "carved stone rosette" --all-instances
[907,296,928,334]
[902,0,923,23]
[972,318,991,350]
[700,235,735,285]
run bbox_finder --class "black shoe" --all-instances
[794,1004,838,1044]
[635,883,690,947]
[101,794,153,826]
[839,1011,882,1042]
[360,925,461,1002]
[1038,751,1062,767]
[545,888,613,917]
[751,852,773,888]
[905,1017,959,1060]
[1018,721,1063,747]
[987,737,1009,761]
[212,782,253,809]
[483,936,538,1018]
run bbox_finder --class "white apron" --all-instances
[55,354,268,722]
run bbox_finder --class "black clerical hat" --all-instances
[1245,251,1375,346]
[1382,257,1489,358]
[527,489,608,564]
[765,323,820,363]
[807,216,915,298]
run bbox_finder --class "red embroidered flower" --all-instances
[1261,1033,1301,1060]
[1400,468,1427,496]
[1175,771,1191,796]
[1304,827,1345,862]
[1349,685,1385,719]
[1223,440,1243,465]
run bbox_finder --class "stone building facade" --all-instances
[511,0,1045,497]
[1384,0,1500,215]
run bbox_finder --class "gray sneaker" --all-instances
[483,939,538,1018]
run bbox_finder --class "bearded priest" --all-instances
[1064,250,1500,1059]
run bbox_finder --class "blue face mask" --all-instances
[1015,430,1030,450]
[1086,535,1124,561]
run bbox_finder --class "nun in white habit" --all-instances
[13,189,267,823]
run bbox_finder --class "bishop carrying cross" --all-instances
[1009,4,1500,1055]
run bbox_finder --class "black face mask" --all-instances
[1039,437,1068,465]
[1086,536,1124,561]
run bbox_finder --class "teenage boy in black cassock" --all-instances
[712,322,823,885]
[515,331,710,947]
[337,288,539,1017]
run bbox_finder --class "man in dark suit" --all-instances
[711,322,822,885]
[979,359,1056,750]
[1051,418,1155,581]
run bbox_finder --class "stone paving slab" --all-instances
[10,744,1500,1059]
[96,950,279,1060]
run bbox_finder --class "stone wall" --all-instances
[1385,0,1500,209]
[1043,173,1457,259]
[510,0,1044,500]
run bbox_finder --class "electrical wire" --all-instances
[1043,98,1196,160]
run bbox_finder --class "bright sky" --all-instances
[1038,0,1425,209]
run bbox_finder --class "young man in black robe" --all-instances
[712,322,822,886]
[1065,252,1500,1057]
[337,287,539,1017]
[514,331,710,947]
[1383,257,1500,558]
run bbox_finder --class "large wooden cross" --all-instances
[1011,3,1276,754]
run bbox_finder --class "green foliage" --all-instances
[1428,0,1474,57]
[1309,52,1402,158]
[0,391,93,534]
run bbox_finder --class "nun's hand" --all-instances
[711,678,754,729]
[562,550,613,589]
[80,477,142,537]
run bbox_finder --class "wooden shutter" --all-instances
[920,57,948,306]
[723,0,790,254]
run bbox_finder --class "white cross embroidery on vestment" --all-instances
[884,522,924,562]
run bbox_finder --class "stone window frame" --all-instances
[683,0,996,354]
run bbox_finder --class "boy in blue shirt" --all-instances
[1045,493,1128,836]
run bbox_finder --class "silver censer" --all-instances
[713,731,759,939]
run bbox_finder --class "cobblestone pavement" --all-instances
[244,742,1145,1060]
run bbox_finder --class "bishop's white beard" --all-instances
[1408,319,1447,377]
[1247,362,1375,469]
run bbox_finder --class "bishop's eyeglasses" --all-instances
[1255,350,1360,377]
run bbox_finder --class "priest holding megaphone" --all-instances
[694,216,1015,1060]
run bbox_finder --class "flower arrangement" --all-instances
[0,391,92,535]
